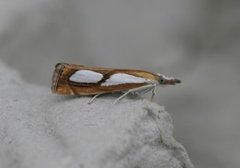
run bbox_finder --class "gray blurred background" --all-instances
[0,0,239,167]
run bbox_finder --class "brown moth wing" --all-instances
[52,63,160,95]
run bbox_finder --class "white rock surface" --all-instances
[0,60,194,168]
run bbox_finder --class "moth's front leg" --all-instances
[113,84,155,104]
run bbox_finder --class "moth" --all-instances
[51,63,181,104]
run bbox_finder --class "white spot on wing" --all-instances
[101,73,149,86]
[69,70,103,83]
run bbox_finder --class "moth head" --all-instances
[157,73,181,85]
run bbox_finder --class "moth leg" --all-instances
[151,83,157,101]
[113,84,155,104]
[133,87,153,97]
[134,83,156,100]
[88,94,101,104]
[136,86,153,95]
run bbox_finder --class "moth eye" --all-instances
[160,79,165,83]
